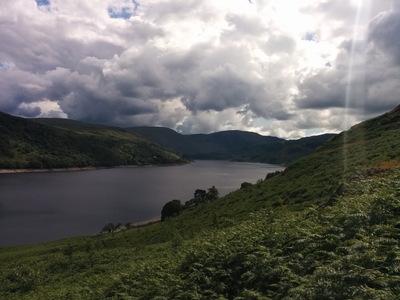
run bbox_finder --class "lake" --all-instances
[0,160,284,247]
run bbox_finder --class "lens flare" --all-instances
[343,0,372,175]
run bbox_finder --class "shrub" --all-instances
[161,199,183,221]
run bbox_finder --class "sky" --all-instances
[0,0,399,138]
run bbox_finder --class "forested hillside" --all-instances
[34,118,334,165]
[1,105,400,299]
[126,128,334,164]
[0,112,188,170]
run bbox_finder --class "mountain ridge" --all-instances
[32,117,334,164]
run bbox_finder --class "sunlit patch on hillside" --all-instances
[379,159,400,169]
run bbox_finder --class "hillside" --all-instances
[31,119,333,164]
[125,126,203,156]
[0,112,188,170]
[230,133,335,164]
[32,118,123,132]
[1,105,400,299]
[127,127,333,163]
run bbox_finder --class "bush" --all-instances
[161,200,183,221]
[240,182,253,189]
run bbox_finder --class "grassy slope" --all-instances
[0,112,187,169]
[1,106,400,299]
[230,133,335,164]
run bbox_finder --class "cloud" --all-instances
[368,9,400,64]
[0,0,399,138]
[293,1,400,122]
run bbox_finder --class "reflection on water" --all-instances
[0,160,284,247]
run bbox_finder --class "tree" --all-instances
[240,182,253,189]
[101,222,122,235]
[206,186,219,202]
[161,199,183,221]
[194,189,207,201]
[184,186,220,208]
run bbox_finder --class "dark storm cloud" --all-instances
[59,91,158,125]
[162,49,201,73]
[368,10,400,64]
[295,68,347,110]
[103,42,267,117]
[0,18,125,74]
[15,106,42,117]
[45,67,158,125]
[0,1,302,130]
[181,65,253,112]
[0,3,166,125]
[0,67,49,115]
[248,97,294,121]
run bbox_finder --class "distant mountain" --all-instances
[127,127,334,164]
[124,126,199,156]
[32,118,334,164]
[231,134,336,164]
[0,112,187,170]
[126,127,285,159]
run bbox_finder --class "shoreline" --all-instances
[0,163,189,174]
[130,216,161,227]
[104,216,161,234]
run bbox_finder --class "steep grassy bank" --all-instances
[0,112,188,170]
[0,105,400,299]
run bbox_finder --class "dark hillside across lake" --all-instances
[126,127,335,163]
[0,112,188,170]
[0,160,284,247]
[33,116,334,164]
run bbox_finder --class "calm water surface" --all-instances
[0,160,284,247]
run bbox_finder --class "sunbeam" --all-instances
[343,0,372,174]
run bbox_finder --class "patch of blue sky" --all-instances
[254,118,275,128]
[36,0,50,6]
[108,0,139,19]
[305,128,325,136]
[0,62,4,68]
[325,62,332,67]
[302,32,316,41]
[108,7,132,19]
